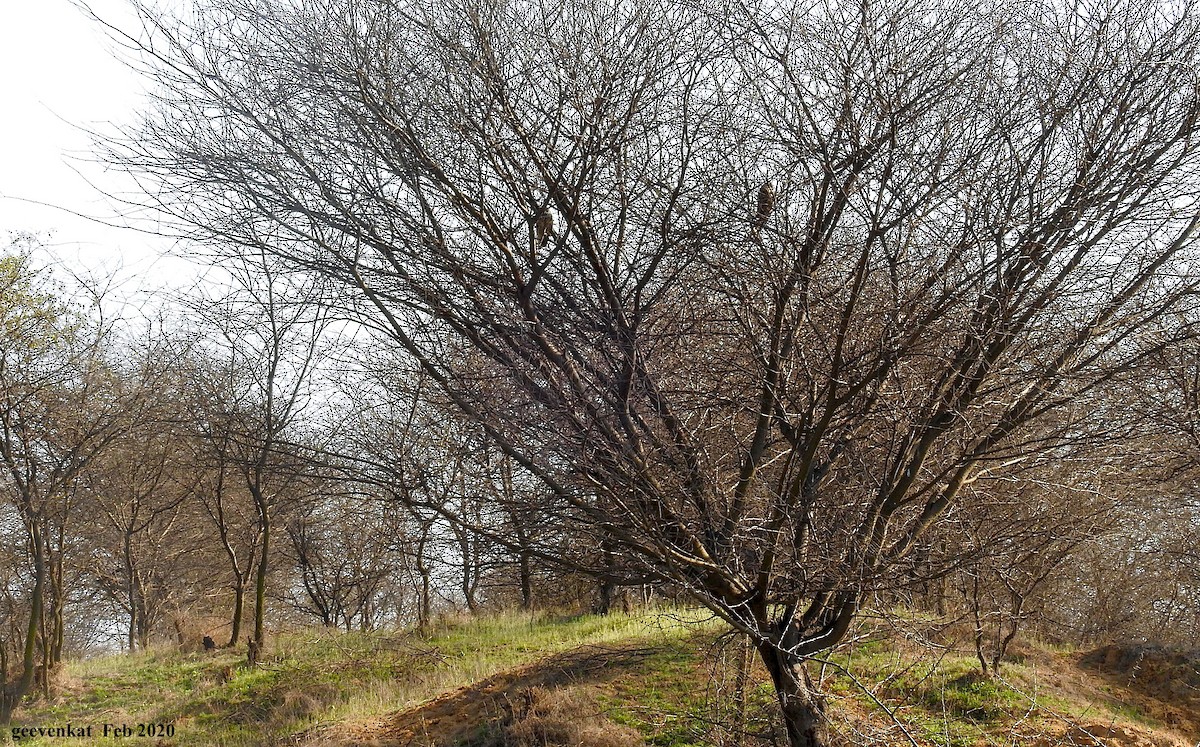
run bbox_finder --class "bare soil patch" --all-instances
[301,643,658,746]
[1078,645,1200,740]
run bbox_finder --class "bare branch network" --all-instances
[84,0,1200,744]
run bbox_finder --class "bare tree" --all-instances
[945,456,1120,675]
[183,257,330,653]
[342,371,499,619]
[185,361,262,648]
[83,389,197,652]
[0,252,136,722]
[107,0,1200,743]
[1096,327,1200,644]
[283,487,407,630]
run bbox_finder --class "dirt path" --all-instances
[298,643,659,747]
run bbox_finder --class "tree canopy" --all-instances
[51,0,1200,743]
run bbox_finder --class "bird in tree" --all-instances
[535,210,554,247]
[752,181,774,237]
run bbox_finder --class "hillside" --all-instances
[5,609,1196,747]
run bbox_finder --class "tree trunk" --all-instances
[208,466,250,649]
[461,551,478,613]
[2,523,46,724]
[970,575,991,676]
[597,578,614,615]
[125,533,138,651]
[596,540,615,615]
[518,550,533,610]
[512,519,533,610]
[418,566,431,628]
[228,580,245,648]
[415,521,433,629]
[0,688,18,725]
[452,523,479,613]
[36,522,66,696]
[253,509,270,650]
[132,573,151,651]
[756,643,833,747]
[48,541,65,667]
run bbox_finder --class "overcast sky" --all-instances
[0,0,197,299]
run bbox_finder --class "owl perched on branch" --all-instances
[535,210,554,246]
[752,181,775,237]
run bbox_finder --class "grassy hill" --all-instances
[5,608,1197,747]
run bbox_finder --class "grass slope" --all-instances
[4,609,1196,747]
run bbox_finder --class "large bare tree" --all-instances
[107,0,1200,743]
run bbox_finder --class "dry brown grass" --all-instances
[302,642,661,747]
[502,686,644,747]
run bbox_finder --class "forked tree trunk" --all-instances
[756,643,833,747]
[47,541,65,667]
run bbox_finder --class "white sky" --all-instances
[0,0,198,302]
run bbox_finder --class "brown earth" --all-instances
[298,644,659,747]
[1026,723,1189,747]
[296,639,1200,747]
[1077,645,1200,741]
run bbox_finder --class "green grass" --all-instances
[7,607,715,747]
[815,627,1189,747]
[4,609,1191,747]
[597,638,713,747]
